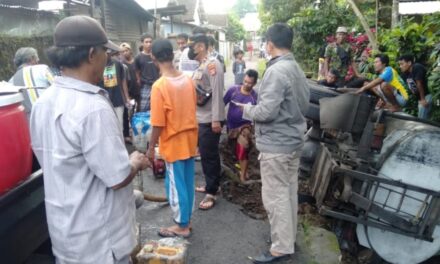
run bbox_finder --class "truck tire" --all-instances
[307,80,339,105]
[305,103,320,122]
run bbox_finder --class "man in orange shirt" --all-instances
[147,39,198,238]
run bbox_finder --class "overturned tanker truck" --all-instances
[302,81,440,264]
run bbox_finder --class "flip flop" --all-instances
[195,186,221,194]
[158,228,191,239]
[198,195,216,210]
[195,186,206,193]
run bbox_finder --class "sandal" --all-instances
[195,186,221,194]
[158,228,191,239]
[199,195,216,210]
[195,186,206,193]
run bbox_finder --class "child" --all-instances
[223,69,258,183]
[233,50,246,85]
[147,39,198,238]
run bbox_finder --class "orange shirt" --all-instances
[150,74,198,163]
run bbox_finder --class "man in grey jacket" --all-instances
[241,23,310,263]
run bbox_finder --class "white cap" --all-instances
[336,26,348,33]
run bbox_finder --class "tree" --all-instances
[347,0,378,51]
[258,0,311,34]
[232,0,256,18]
[287,1,361,72]
[225,13,246,42]
[391,0,399,28]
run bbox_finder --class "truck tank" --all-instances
[357,117,440,264]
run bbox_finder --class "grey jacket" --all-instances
[243,53,309,154]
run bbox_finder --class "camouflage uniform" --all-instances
[324,42,353,79]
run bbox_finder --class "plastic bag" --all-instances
[131,112,152,153]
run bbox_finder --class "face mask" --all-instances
[188,45,198,60]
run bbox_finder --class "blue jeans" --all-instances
[418,94,433,119]
[393,90,407,107]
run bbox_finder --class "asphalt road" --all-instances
[135,55,305,264]
[136,159,308,264]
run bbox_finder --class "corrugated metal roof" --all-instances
[206,14,228,28]
[108,0,154,20]
[0,0,39,8]
[0,3,56,15]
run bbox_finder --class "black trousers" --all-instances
[198,123,222,195]
[123,107,130,138]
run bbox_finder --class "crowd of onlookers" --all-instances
[5,15,433,264]
[318,26,432,119]
[7,14,307,264]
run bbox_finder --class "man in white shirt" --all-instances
[30,16,149,264]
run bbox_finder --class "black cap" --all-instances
[152,39,173,55]
[54,15,120,51]
[190,34,209,44]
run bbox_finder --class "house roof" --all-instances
[178,0,197,22]
[175,0,206,23]
[107,0,154,20]
[206,14,228,28]
[0,3,56,16]
[0,0,38,8]
[147,4,187,17]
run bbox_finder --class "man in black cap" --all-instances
[190,34,226,210]
[29,15,149,264]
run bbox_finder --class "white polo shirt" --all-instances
[30,76,136,264]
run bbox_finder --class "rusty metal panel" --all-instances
[309,144,336,207]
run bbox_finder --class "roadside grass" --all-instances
[257,59,266,78]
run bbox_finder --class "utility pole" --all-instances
[66,0,71,16]
[375,0,378,39]
[90,0,95,18]
[101,0,107,29]
[391,0,399,28]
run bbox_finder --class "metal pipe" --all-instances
[385,112,440,128]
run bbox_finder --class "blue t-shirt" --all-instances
[379,66,410,100]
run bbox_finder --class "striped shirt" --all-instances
[30,76,136,264]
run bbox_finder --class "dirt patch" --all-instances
[219,138,322,221]
[219,138,369,263]
[219,138,265,219]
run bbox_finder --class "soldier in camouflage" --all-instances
[324,26,365,88]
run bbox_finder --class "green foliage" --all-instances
[288,1,360,73]
[258,0,312,35]
[378,15,440,68]
[233,0,256,18]
[257,58,266,79]
[428,44,440,121]
[225,14,246,42]
[258,0,376,73]
[377,14,440,120]
[0,35,53,81]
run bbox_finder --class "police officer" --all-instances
[189,34,225,210]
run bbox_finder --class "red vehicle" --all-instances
[0,91,51,263]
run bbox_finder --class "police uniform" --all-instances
[193,56,226,196]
